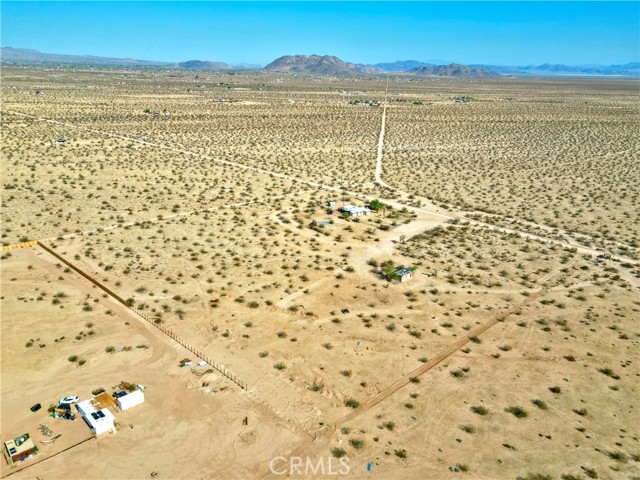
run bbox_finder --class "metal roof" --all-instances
[394,268,413,276]
[339,205,371,214]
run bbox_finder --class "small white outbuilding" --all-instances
[117,389,145,411]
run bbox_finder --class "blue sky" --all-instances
[1,2,638,65]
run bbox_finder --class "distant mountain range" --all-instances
[264,55,381,75]
[471,62,640,77]
[0,47,169,67]
[408,63,499,78]
[176,60,232,71]
[2,47,638,77]
[377,58,639,77]
[374,60,433,72]
[263,56,495,77]
[0,47,234,70]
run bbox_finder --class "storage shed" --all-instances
[117,389,145,411]
[394,268,414,283]
[4,434,36,464]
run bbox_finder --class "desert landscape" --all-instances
[1,65,639,480]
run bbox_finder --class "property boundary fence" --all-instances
[1,240,39,252]
[36,241,247,390]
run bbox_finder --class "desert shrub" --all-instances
[273,362,286,370]
[382,421,395,431]
[516,474,553,480]
[606,450,627,462]
[505,406,528,418]
[599,367,620,379]
[394,449,407,459]
[331,448,347,458]
[561,474,584,480]
[531,399,548,410]
[470,405,489,416]
[345,398,360,408]
[349,439,364,449]
[458,424,476,433]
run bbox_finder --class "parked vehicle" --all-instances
[59,395,79,404]
[30,403,41,412]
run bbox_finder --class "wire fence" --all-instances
[36,241,247,390]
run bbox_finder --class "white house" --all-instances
[339,205,371,217]
[117,389,145,411]
[76,399,116,435]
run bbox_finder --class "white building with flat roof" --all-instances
[339,205,371,217]
[76,399,116,435]
[117,389,145,411]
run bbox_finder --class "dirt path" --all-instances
[276,277,329,308]
[374,104,388,187]
[337,261,577,427]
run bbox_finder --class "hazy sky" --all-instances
[2,2,638,65]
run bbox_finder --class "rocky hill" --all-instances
[264,55,382,75]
